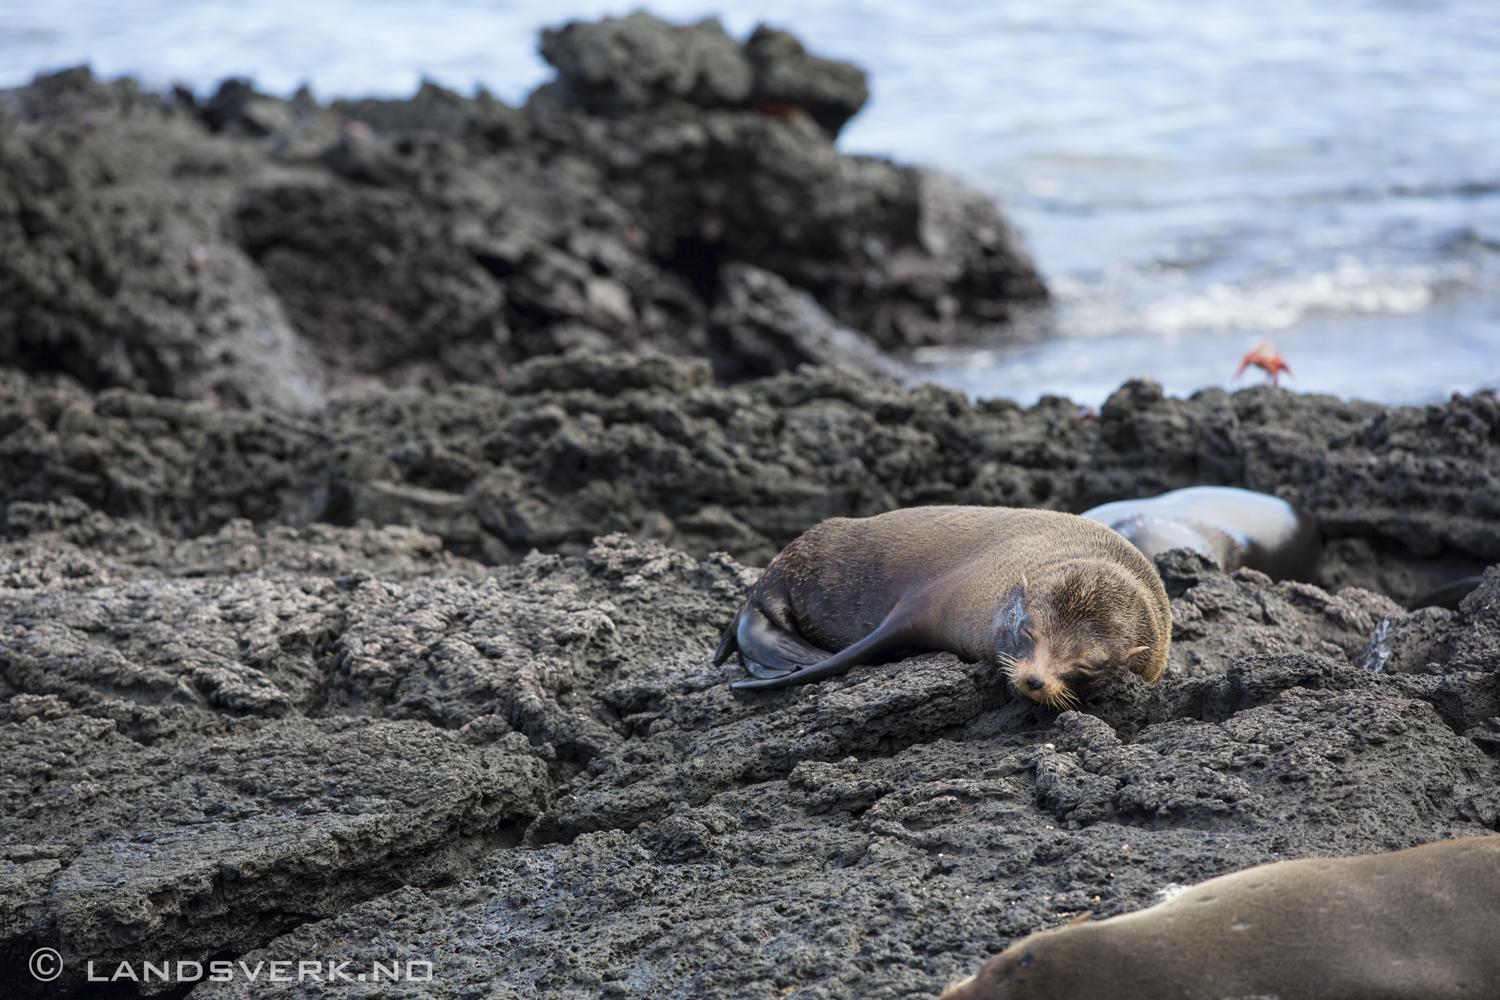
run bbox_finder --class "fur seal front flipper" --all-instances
[714,506,1170,707]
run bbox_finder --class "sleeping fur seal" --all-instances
[714,506,1170,707]
[939,835,1500,1000]
[1082,485,1321,582]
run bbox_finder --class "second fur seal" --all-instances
[1081,485,1321,582]
[715,506,1170,707]
[938,835,1500,1000]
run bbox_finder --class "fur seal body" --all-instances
[940,836,1500,1000]
[714,506,1170,707]
[1082,485,1321,582]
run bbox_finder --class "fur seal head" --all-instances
[990,562,1158,709]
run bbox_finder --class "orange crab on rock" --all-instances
[1236,341,1293,386]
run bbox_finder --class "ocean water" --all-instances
[4,0,1499,407]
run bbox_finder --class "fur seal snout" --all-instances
[939,836,1500,1000]
[1082,485,1321,582]
[713,506,1171,707]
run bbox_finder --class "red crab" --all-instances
[1236,341,1293,387]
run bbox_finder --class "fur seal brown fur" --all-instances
[1082,485,1321,582]
[714,506,1170,707]
[939,836,1500,1000]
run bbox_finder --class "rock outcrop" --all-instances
[0,14,1048,408]
[4,355,1495,600]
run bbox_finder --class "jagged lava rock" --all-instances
[0,512,1496,997]
[1,14,1048,406]
[0,69,324,414]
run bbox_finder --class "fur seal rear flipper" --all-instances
[715,506,1170,707]
[727,592,943,687]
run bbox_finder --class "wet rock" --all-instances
[708,262,907,382]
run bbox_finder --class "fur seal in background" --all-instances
[714,506,1170,707]
[1082,485,1321,582]
[1409,575,1484,611]
[939,836,1500,1000]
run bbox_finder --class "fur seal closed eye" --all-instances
[939,836,1500,1000]
[714,506,1170,708]
[1082,485,1321,582]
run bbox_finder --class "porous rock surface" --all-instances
[0,13,1047,404]
[4,354,1495,600]
[0,360,1497,997]
[1,507,1496,998]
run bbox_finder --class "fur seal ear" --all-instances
[991,585,1030,651]
[1123,644,1157,680]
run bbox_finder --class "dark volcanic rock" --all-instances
[1363,565,1500,738]
[1,14,1496,1000]
[1156,553,1404,679]
[0,69,324,414]
[0,14,1047,405]
[745,24,870,135]
[707,262,908,382]
[524,67,1048,352]
[179,631,1494,1000]
[0,472,1496,998]
[538,14,869,136]
[538,14,760,118]
[0,369,323,538]
[3,356,1497,598]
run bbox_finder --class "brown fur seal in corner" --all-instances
[714,506,1170,707]
[1082,485,1321,582]
[940,836,1500,1000]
